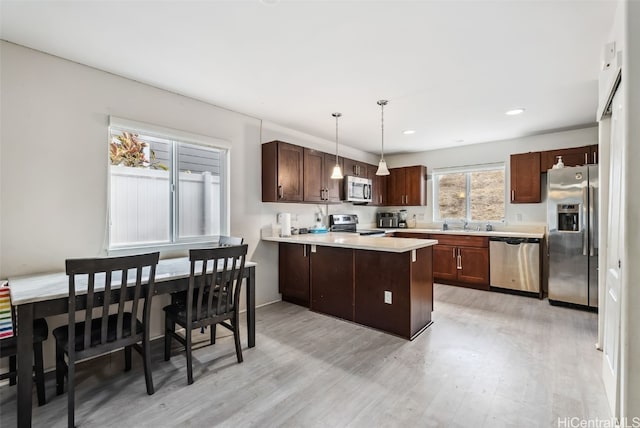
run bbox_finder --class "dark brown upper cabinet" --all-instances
[262,141,304,202]
[343,158,369,178]
[510,152,541,203]
[388,165,427,206]
[303,148,341,203]
[540,144,598,172]
[367,163,387,206]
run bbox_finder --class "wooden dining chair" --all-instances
[163,245,247,385]
[0,299,49,406]
[53,252,159,428]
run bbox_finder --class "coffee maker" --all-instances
[398,210,408,228]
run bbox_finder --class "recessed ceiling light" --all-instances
[455,139,465,143]
[402,130,416,135]
[505,108,525,116]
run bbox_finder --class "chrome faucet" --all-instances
[462,219,468,231]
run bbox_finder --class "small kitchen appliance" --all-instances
[344,176,373,204]
[377,212,399,228]
[329,214,386,236]
[398,210,408,228]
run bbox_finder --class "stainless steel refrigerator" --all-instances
[547,165,598,309]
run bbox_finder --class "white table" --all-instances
[8,257,257,428]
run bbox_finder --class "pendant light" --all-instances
[375,99,390,176]
[330,112,343,179]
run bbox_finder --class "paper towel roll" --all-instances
[279,213,291,237]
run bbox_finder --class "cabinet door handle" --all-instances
[585,153,588,165]
[511,190,515,201]
[278,185,284,199]
[593,151,597,164]
[303,245,307,257]
[457,254,462,270]
[453,248,456,258]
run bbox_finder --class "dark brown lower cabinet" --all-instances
[355,247,433,339]
[278,242,434,339]
[310,246,354,321]
[432,244,458,282]
[429,234,489,290]
[279,243,310,306]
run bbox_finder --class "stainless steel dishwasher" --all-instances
[489,237,541,293]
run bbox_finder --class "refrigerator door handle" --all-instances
[582,187,589,256]
[589,185,595,256]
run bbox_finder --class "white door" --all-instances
[602,87,624,418]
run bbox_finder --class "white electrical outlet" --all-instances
[384,291,392,304]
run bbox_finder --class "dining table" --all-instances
[7,256,257,428]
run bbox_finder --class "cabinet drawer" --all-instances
[428,234,488,248]
[393,232,430,239]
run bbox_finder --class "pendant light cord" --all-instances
[377,99,388,161]
[380,102,385,161]
[335,114,339,164]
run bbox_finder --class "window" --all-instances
[433,163,505,222]
[108,117,229,251]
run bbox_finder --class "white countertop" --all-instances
[262,232,438,253]
[382,228,545,239]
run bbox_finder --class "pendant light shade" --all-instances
[376,158,390,176]
[330,112,343,179]
[375,100,390,176]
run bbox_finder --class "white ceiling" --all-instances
[0,0,616,155]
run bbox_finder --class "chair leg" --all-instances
[56,341,65,396]
[210,324,216,344]
[124,345,132,371]
[142,335,155,395]
[164,316,175,361]
[33,342,46,406]
[233,315,243,364]
[186,326,193,385]
[67,352,75,428]
[9,355,16,386]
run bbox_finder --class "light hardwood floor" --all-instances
[0,284,610,427]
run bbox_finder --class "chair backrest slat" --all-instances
[187,245,247,325]
[85,274,96,349]
[115,269,127,341]
[66,252,160,356]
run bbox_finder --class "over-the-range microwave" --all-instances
[344,175,372,203]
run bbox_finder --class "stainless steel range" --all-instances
[329,214,387,236]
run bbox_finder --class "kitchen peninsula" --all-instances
[263,233,438,339]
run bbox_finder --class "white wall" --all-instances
[0,41,379,369]
[386,127,598,226]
